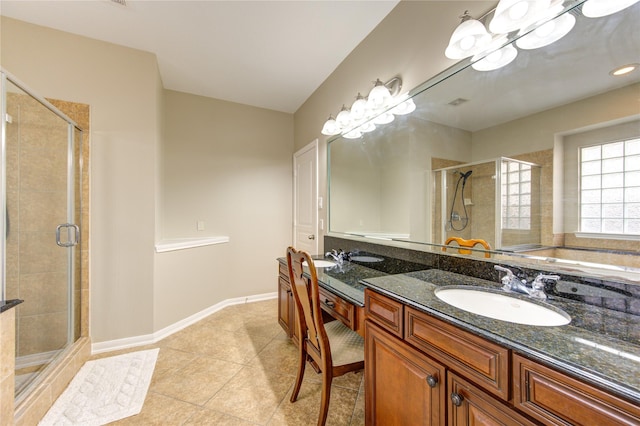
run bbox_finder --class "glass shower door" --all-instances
[2,75,81,397]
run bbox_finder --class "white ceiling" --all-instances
[0,0,400,113]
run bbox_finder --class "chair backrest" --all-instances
[442,236,491,258]
[286,246,330,364]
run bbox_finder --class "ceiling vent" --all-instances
[448,98,469,106]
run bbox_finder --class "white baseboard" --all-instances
[91,292,277,354]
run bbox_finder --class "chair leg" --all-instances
[318,369,332,426]
[290,344,307,403]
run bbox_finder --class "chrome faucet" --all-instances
[325,249,349,266]
[494,265,530,295]
[494,265,559,300]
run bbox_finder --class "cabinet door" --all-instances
[278,276,292,336]
[365,321,446,425]
[448,372,537,426]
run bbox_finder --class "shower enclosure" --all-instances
[0,70,82,399]
[433,157,542,253]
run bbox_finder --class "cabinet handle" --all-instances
[450,392,464,407]
[324,299,335,308]
[426,375,438,388]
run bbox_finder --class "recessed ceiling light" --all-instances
[610,63,639,76]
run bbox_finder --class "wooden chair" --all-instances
[286,246,364,426]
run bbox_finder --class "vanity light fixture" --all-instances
[320,76,414,137]
[610,63,639,76]
[350,93,368,120]
[343,128,362,139]
[581,0,640,18]
[516,10,576,50]
[447,0,636,73]
[321,114,340,136]
[489,0,552,34]
[445,10,492,59]
[335,105,351,129]
[391,97,416,115]
[472,38,518,71]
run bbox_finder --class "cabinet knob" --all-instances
[450,392,464,407]
[426,375,438,388]
[308,234,315,240]
[324,299,335,308]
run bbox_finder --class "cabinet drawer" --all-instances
[319,287,355,330]
[449,372,536,426]
[513,354,640,425]
[364,289,404,338]
[405,307,510,400]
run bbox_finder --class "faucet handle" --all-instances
[532,273,560,289]
[494,265,514,278]
[494,265,516,291]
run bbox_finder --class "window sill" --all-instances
[575,232,639,241]
[155,236,230,253]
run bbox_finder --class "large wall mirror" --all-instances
[328,1,640,281]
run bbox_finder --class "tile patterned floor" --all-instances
[93,299,365,425]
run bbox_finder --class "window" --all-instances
[580,138,640,235]
[501,161,531,230]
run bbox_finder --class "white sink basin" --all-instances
[350,255,384,263]
[303,259,336,268]
[434,287,571,326]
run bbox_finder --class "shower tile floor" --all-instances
[89,299,365,425]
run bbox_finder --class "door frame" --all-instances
[293,139,319,254]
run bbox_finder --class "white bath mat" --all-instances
[39,348,159,426]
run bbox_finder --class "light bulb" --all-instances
[321,116,340,136]
[343,129,362,139]
[367,79,392,109]
[582,0,640,18]
[509,1,529,20]
[472,43,518,71]
[391,98,416,115]
[490,0,551,34]
[350,94,367,120]
[445,17,491,59]
[336,106,351,128]
[373,112,395,125]
[359,121,376,133]
[516,12,575,50]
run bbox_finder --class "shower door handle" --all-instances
[56,223,80,247]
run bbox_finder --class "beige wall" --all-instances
[471,84,640,161]
[2,17,160,342]
[157,90,293,329]
[1,16,295,343]
[294,1,494,252]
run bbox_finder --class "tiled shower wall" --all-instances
[4,93,90,424]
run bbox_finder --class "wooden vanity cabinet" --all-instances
[364,289,640,426]
[365,321,446,425]
[405,306,510,401]
[513,354,640,425]
[448,372,537,426]
[278,262,300,345]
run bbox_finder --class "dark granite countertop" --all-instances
[1,299,23,313]
[361,269,640,405]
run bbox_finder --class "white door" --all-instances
[293,140,318,254]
